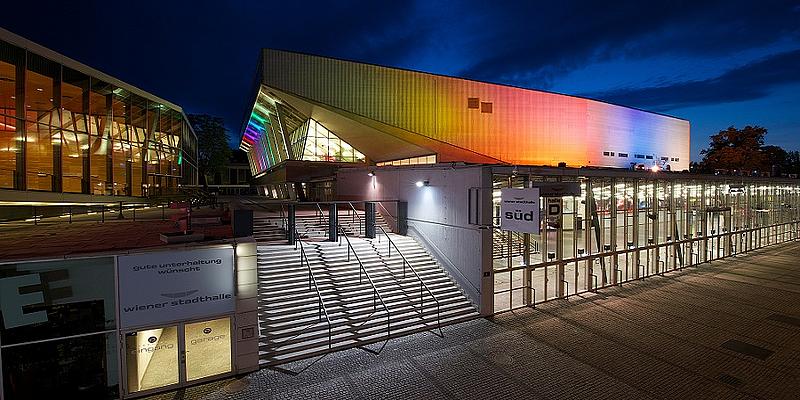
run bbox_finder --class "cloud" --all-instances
[583,49,800,111]
[451,0,800,88]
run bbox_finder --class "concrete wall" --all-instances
[337,165,493,314]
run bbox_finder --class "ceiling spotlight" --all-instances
[367,171,375,177]
[415,180,429,187]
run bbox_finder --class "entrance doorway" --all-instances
[122,316,233,397]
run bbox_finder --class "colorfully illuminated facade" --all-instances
[239,49,690,188]
[0,28,198,201]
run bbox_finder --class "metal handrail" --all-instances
[376,201,397,231]
[315,203,327,226]
[294,228,333,349]
[337,225,391,341]
[376,225,442,335]
[346,202,363,236]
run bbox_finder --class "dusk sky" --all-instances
[2,0,798,161]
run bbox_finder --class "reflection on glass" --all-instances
[1,332,118,400]
[184,317,232,381]
[125,326,179,393]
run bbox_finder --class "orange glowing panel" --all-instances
[245,49,690,171]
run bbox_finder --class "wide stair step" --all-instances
[256,230,479,367]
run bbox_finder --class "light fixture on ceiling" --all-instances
[415,180,429,188]
[367,171,375,177]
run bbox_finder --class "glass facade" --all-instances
[240,86,365,177]
[0,256,118,399]
[491,173,800,313]
[0,38,197,197]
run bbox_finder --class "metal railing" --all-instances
[294,228,332,349]
[346,202,363,236]
[376,225,442,335]
[315,203,327,226]
[337,225,391,344]
[0,201,181,227]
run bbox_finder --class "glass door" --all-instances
[122,316,233,397]
[124,325,181,395]
[184,317,232,382]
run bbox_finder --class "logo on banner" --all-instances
[500,188,540,234]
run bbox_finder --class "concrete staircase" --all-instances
[256,231,479,367]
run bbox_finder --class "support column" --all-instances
[397,201,408,235]
[287,204,296,245]
[234,238,259,375]
[328,203,338,242]
[365,202,376,239]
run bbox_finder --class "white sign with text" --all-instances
[500,188,540,234]
[118,247,235,329]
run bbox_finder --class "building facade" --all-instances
[0,28,198,203]
[239,49,690,199]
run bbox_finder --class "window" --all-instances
[645,155,653,159]
[467,97,479,109]
[661,157,669,161]
[480,102,492,113]
[635,154,645,159]
[603,151,610,156]
[376,154,437,167]
[618,153,628,157]
[672,157,680,162]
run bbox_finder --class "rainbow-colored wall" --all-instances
[242,49,690,172]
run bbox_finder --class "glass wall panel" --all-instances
[111,90,130,195]
[2,332,118,399]
[0,256,118,399]
[62,67,89,193]
[0,41,20,189]
[24,54,59,191]
[89,80,111,194]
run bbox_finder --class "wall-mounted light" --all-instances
[415,180,429,187]
[367,171,375,177]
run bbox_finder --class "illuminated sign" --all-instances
[500,188,540,234]
[118,247,235,329]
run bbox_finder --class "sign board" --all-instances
[118,247,235,329]
[534,182,581,197]
[546,198,562,216]
[500,188,540,234]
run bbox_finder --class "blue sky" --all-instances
[3,0,798,161]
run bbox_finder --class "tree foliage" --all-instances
[699,126,766,172]
[188,114,232,183]
[697,126,800,176]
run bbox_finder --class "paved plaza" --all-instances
[149,240,800,400]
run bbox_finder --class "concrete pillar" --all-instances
[328,203,338,241]
[397,201,408,235]
[365,202,376,238]
[287,204,296,245]
[233,209,253,238]
[234,237,259,375]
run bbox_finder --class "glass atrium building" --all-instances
[0,28,197,201]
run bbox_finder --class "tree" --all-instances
[761,145,788,176]
[188,114,232,185]
[699,126,767,173]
